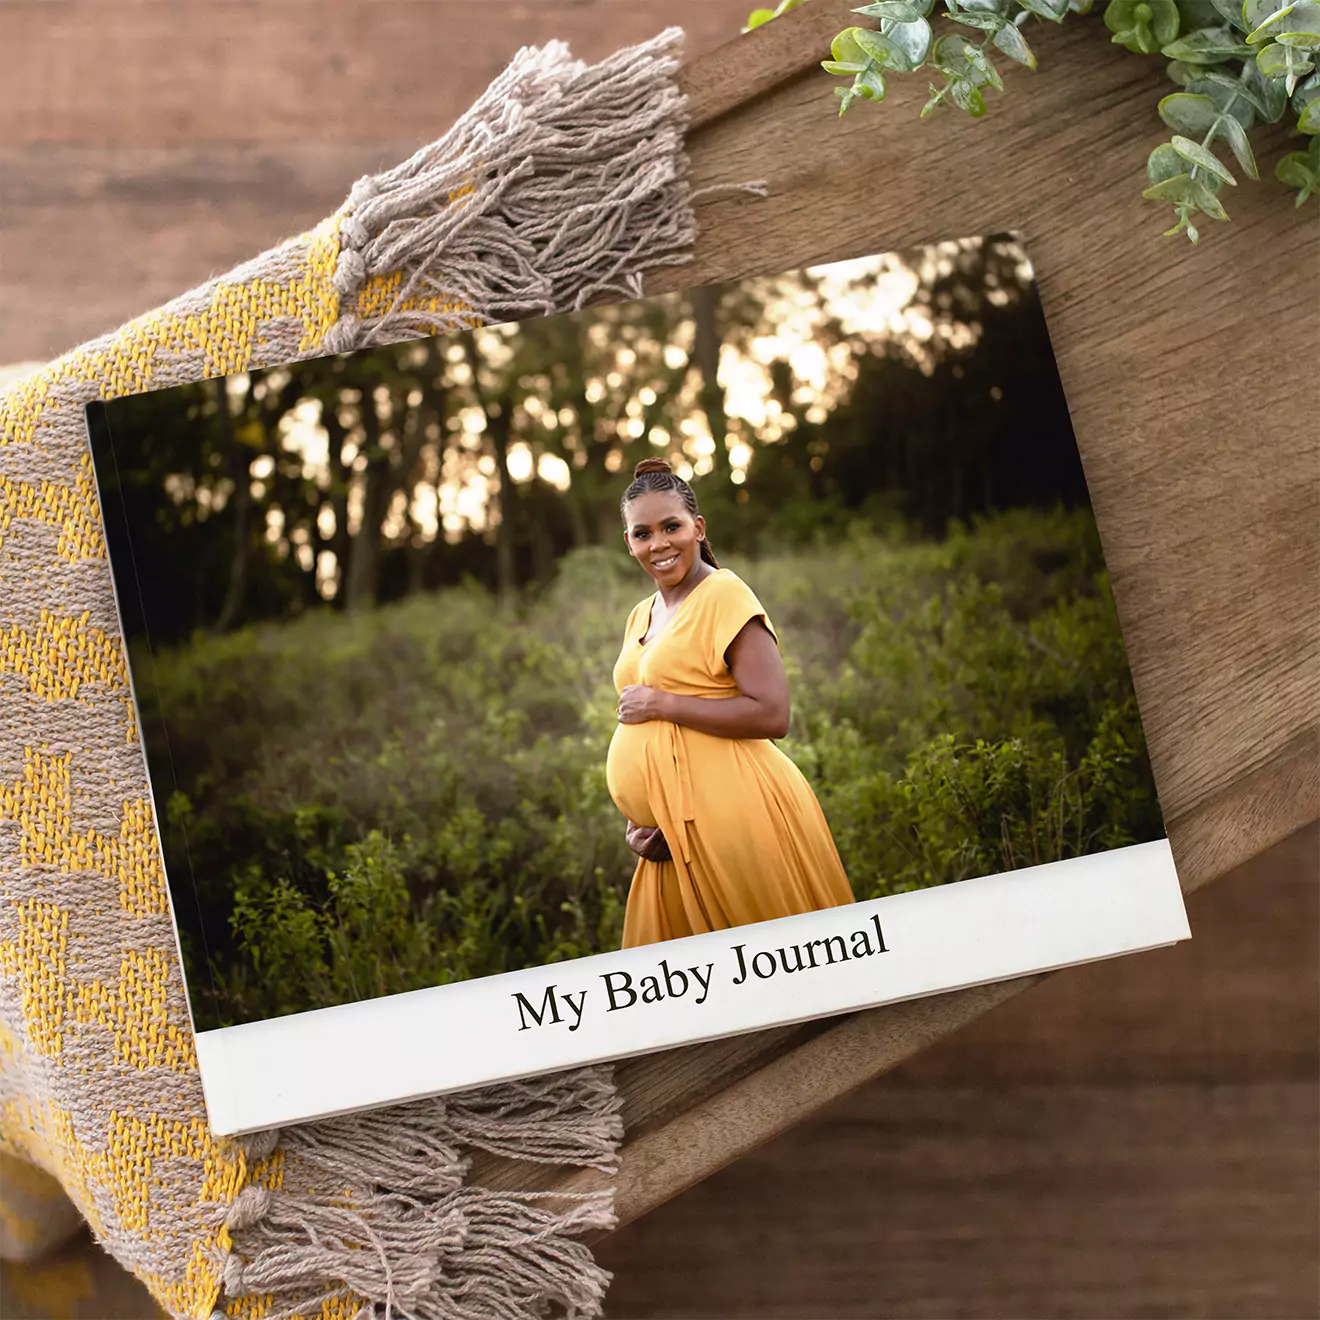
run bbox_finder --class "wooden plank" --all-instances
[890,822,1319,1088]
[470,2,1319,1222]
[0,143,424,363]
[0,0,753,360]
[0,142,458,362]
[0,0,753,144]
[600,1082,1320,1317]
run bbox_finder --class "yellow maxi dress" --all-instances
[606,568,855,947]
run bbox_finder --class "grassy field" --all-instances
[147,507,1164,1029]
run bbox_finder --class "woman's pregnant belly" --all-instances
[606,722,659,827]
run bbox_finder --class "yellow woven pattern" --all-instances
[0,209,356,1319]
[0,750,164,915]
[1,611,129,707]
[0,454,103,562]
[353,269,472,329]
[0,218,342,448]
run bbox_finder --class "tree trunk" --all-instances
[213,377,253,633]
[567,321,608,547]
[488,399,517,600]
[343,387,389,613]
[461,331,518,599]
[320,400,352,605]
[692,283,730,480]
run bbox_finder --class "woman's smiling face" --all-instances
[623,491,706,589]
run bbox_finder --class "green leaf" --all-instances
[853,25,917,68]
[932,33,986,77]
[921,81,950,116]
[1276,29,1320,48]
[836,83,863,113]
[1222,113,1260,171]
[1249,0,1320,39]
[1208,0,1249,26]
[994,21,1039,64]
[1301,92,1320,124]
[1293,67,1320,106]
[1256,39,1316,90]
[950,76,989,113]
[855,63,889,100]
[1275,135,1320,199]
[1253,35,1290,67]
[965,43,1004,86]
[1107,0,1184,43]
[1158,89,1223,130]
[1147,141,1190,179]
[1185,72,1256,125]
[880,15,935,65]
[822,58,868,73]
[1247,56,1294,110]
[1143,171,1201,201]
[1121,22,1167,49]
[853,0,929,18]
[1162,24,1255,58]
[1215,110,1260,172]
[1212,60,1291,113]
[951,9,1008,25]
[1245,0,1296,38]
[1189,172,1231,216]
[1185,215,1201,240]
[743,0,806,27]
[831,27,871,64]
[1242,0,1287,30]
[1144,167,1228,217]
[1166,57,1200,79]
[932,32,972,71]
[1176,0,1223,26]
[1275,153,1316,195]
[1019,0,1070,19]
[1171,132,1239,180]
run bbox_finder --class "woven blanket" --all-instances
[0,28,706,1319]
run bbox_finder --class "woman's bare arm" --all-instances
[616,619,789,739]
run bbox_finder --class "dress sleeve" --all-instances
[704,572,778,676]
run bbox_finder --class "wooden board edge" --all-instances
[677,0,849,132]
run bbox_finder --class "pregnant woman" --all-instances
[607,457,855,948]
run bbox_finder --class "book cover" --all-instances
[84,234,1189,1135]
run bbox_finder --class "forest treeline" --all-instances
[99,235,1088,647]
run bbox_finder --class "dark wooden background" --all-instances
[1,3,1316,1317]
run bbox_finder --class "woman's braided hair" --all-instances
[620,457,720,568]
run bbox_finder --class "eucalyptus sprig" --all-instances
[745,0,1319,240]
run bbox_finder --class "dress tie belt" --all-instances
[645,720,695,864]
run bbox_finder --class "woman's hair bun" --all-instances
[632,456,674,479]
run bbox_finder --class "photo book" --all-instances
[84,234,1190,1136]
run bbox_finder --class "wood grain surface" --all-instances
[0,0,755,362]
[3,0,1317,1277]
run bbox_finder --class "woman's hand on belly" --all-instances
[618,684,671,724]
[626,821,672,863]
